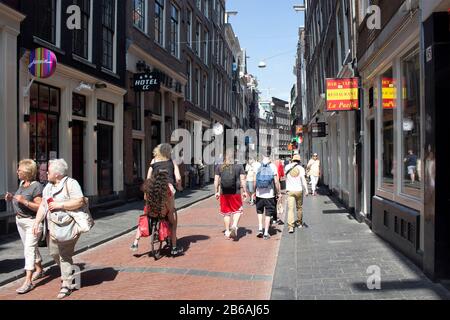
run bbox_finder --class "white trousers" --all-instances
[16,217,42,271]
[311,176,319,193]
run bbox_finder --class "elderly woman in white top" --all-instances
[32,159,85,299]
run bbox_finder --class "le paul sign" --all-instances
[133,72,160,92]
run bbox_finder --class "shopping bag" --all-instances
[159,220,172,241]
[138,215,151,238]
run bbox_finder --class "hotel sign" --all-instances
[133,72,161,92]
[326,78,359,111]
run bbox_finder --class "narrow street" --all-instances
[1,190,448,300]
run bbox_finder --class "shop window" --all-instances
[72,93,86,117]
[97,100,114,122]
[401,47,422,198]
[29,82,60,183]
[381,68,395,191]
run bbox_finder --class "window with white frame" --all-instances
[73,0,91,60]
[155,0,165,46]
[133,0,147,32]
[34,0,60,46]
[187,8,192,48]
[101,0,116,71]
[196,0,201,11]
[170,3,180,58]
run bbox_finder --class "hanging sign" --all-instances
[28,48,57,79]
[133,72,161,92]
[382,78,397,109]
[326,78,359,111]
[311,122,327,138]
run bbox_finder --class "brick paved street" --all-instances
[0,196,282,300]
[1,189,449,300]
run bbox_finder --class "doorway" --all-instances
[97,124,114,196]
[151,121,161,153]
[72,120,85,191]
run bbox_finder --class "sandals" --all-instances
[32,270,46,282]
[57,286,72,299]
[16,283,35,295]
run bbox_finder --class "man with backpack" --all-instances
[215,149,248,240]
[254,156,281,240]
[285,155,309,233]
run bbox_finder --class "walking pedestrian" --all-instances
[4,160,44,294]
[214,149,247,240]
[245,158,257,205]
[254,156,281,240]
[404,149,418,184]
[32,159,86,299]
[307,153,321,196]
[146,144,183,256]
[285,155,309,233]
[273,157,285,224]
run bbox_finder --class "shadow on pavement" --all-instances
[80,267,119,288]
[351,280,450,300]
[0,259,24,274]
[178,235,210,253]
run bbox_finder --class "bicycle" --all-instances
[148,215,172,261]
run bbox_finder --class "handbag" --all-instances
[48,209,79,242]
[138,214,151,238]
[37,218,48,248]
[64,180,95,234]
[159,220,171,241]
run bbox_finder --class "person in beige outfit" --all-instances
[307,153,321,196]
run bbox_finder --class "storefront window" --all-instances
[132,92,142,131]
[381,68,395,191]
[29,82,60,183]
[401,47,422,197]
[73,93,86,117]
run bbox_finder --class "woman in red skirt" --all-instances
[214,150,248,240]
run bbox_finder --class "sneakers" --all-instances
[130,243,138,252]
[16,283,35,295]
[263,234,271,240]
[257,229,264,238]
[171,246,183,256]
[288,227,295,234]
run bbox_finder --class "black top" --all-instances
[151,160,176,186]
[215,164,245,195]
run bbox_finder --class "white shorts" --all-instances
[407,166,416,175]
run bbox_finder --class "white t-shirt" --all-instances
[285,163,308,193]
[245,162,259,182]
[254,162,278,199]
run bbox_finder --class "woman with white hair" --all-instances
[32,159,85,299]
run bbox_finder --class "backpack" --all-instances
[220,165,237,194]
[256,164,275,189]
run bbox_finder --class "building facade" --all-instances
[272,97,291,158]
[18,0,127,205]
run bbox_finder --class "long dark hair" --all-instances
[143,170,169,217]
